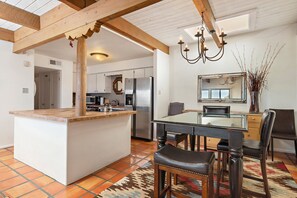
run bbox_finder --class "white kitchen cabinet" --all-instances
[133,69,145,78]
[87,74,97,93]
[73,72,77,93]
[87,73,112,93]
[105,71,122,77]
[144,67,153,77]
[122,70,133,89]
[96,73,111,93]
[122,70,134,79]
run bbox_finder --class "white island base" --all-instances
[14,114,131,185]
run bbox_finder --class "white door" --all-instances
[39,72,51,109]
[51,71,61,108]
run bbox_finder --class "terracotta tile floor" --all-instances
[0,139,296,198]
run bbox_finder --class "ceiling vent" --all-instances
[49,59,62,66]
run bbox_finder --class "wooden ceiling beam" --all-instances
[14,4,76,42]
[13,0,161,53]
[192,0,222,48]
[0,2,40,30]
[60,0,169,54]
[59,0,96,11]
[0,27,14,42]
[104,17,169,54]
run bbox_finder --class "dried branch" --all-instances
[232,44,285,94]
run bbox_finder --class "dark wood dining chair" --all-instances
[166,102,188,150]
[198,105,230,151]
[154,144,215,198]
[216,109,276,198]
[269,109,297,161]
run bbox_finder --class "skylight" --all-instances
[0,0,61,31]
[184,14,250,40]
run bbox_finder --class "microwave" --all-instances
[86,96,97,105]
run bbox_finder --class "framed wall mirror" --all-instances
[113,76,123,95]
[197,72,247,103]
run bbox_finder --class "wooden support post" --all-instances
[66,21,102,116]
[75,37,87,116]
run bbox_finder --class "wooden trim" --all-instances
[192,0,222,48]
[104,17,169,54]
[0,27,14,42]
[65,21,101,40]
[0,2,40,30]
[13,0,161,53]
[59,0,96,10]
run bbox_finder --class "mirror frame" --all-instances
[197,72,247,103]
[113,76,123,95]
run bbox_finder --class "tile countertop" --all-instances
[10,108,136,123]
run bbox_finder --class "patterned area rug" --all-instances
[96,158,297,198]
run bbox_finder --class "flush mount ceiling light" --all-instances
[90,52,109,61]
[178,12,227,64]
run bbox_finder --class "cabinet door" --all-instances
[122,70,134,90]
[104,75,111,93]
[96,74,112,93]
[96,73,105,93]
[144,67,153,77]
[133,69,145,78]
[73,72,77,93]
[87,74,97,93]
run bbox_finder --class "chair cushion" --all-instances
[217,139,229,152]
[217,139,261,158]
[242,140,261,158]
[167,132,187,142]
[154,144,215,175]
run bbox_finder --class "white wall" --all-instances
[0,41,35,148]
[169,23,297,153]
[154,49,170,119]
[87,56,153,74]
[35,54,73,108]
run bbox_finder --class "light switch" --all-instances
[23,88,29,94]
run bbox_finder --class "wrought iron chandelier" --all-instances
[178,12,227,64]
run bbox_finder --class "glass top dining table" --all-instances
[153,111,249,198]
[154,111,248,131]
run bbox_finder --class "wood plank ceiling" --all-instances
[0,0,297,55]
[123,0,297,46]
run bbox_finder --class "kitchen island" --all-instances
[10,108,135,185]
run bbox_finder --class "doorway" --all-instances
[34,66,61,109]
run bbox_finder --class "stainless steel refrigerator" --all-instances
[124,77,153,141]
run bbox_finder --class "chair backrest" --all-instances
[259,110,276,149]
[168,102,184,116]
[269,109,296,135]
[203,105,230,114]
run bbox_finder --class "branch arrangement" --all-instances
[233,44,285,94]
